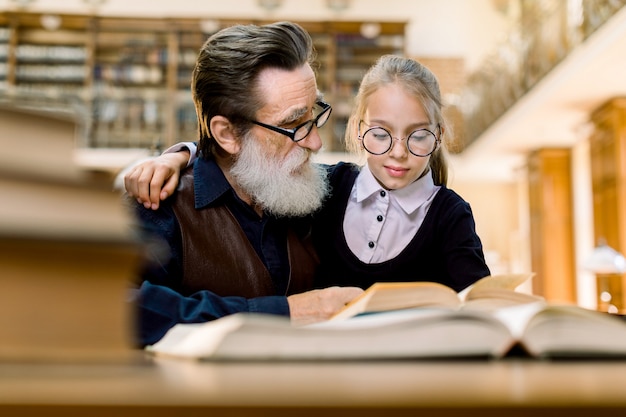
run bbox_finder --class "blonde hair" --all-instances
[345,55,450,186]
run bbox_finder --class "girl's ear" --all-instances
[210,115,241,155]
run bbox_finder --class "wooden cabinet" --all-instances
[0,12,405,152]
[589,97,626,312]
[527,148,576,303]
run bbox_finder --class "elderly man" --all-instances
[128,21,362,347]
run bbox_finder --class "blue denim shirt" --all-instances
[133,157,291,347]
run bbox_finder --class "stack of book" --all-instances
[0,102,141,362]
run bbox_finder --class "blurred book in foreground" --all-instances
[0,102,141,362]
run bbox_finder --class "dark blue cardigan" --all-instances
[313,162,490,292]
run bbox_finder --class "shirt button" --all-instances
[377,215,383,222]
[368,241,375,248]
[380,190,386,197]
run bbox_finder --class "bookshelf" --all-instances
[171,19,209,147]
[6,13,90,97]
[324,21,405,151]
[0,15,8,90]
[0,11,405,153]
[90,17,171,150]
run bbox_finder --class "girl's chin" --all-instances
[379,178,409,190]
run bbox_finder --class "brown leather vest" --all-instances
[171,167,318,298]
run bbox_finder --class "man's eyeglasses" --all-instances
[359,121,441,157]
[249,101,332,142]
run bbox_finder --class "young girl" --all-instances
[124,55,490,292]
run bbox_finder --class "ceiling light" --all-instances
[40,14,62,31]
[10,0,35,7]
[326,0,350,12]
[360,22,381,39]
[200,19,220,34]
[258,0,282,11]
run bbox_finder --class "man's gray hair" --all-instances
[192,21,316,158]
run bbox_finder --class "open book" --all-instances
[146,273,626,360]
[146,302,626,360]
[330,273,542,320]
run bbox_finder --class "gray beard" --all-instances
[230,134,329,217]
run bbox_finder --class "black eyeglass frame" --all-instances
[249,101,332,142]
[358,121,442,157]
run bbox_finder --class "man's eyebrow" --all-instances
[279,94,324,125]
[280,106,309,125]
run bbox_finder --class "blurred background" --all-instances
[2,0,626,313]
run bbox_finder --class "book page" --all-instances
[466,273,535,297]
[147,315,249,359]
[330,282,461,321]
[312,307,456,330]
[463,288,545,312]
[462,273,541,312]
[491,301,548,338]
[463,273,534,299]
[519,305,626,358]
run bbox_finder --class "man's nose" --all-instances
[297,125,323,152]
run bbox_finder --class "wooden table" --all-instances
[2,355,626,416]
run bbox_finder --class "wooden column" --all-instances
[589,97,626,312]
[527,148,576,303]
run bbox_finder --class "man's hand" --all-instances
[124,151,190,210]
[287,286,364,326]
